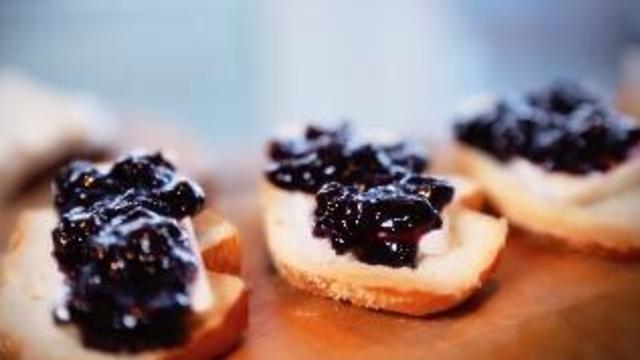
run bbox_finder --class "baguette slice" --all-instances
[260,179,507,316]
[455,144,640,258]
[0,72,114,202]
[0,209,247,360]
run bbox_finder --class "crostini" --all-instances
[261,124,506,315]
[453,80,640,257]
[0,152,247,359]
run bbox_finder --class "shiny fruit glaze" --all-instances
[455,80,640,174]
[51,153,205,352]
[266,124,454,268]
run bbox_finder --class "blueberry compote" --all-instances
[455,80,640,174]
[314,175,453,267]
[51,153,205,352]
[266,124,454,268]
[266,123,428,193]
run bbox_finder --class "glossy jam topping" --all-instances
[266,124,428,193]
[314,175,454,268]
[51,153,205,352]
[455,80,640,174]
[265,124,454,268]
[54,153,204,218]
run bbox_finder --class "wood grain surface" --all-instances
[2,152,640,360]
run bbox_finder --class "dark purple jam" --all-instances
[314,175,453,268]
[265,124,428,193]
[455,80,640,174]
[51,152,205,352]
[265,124,454,268]
[54,153,204,218]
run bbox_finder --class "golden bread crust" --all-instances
[195,210,242,276]
[454,144,640,258]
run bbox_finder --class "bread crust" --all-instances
[454,144,640,258]
[273,253,501,316]
[163,273,248,360]
[260,180,507,316]
[195,210,242,276]
[0,209,247,360]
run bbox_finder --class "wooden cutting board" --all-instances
[2,150,640,360]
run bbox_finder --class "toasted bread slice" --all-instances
[0,72,114,202]
[454,144,640,258]
[260,179,507,316]
[0,209,247,360]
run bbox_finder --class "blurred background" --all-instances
[1,0,640,148]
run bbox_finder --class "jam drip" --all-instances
[51,153,205,352]
[266,124,454,268]
[266,124,428,193]
[455,80,640,174]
